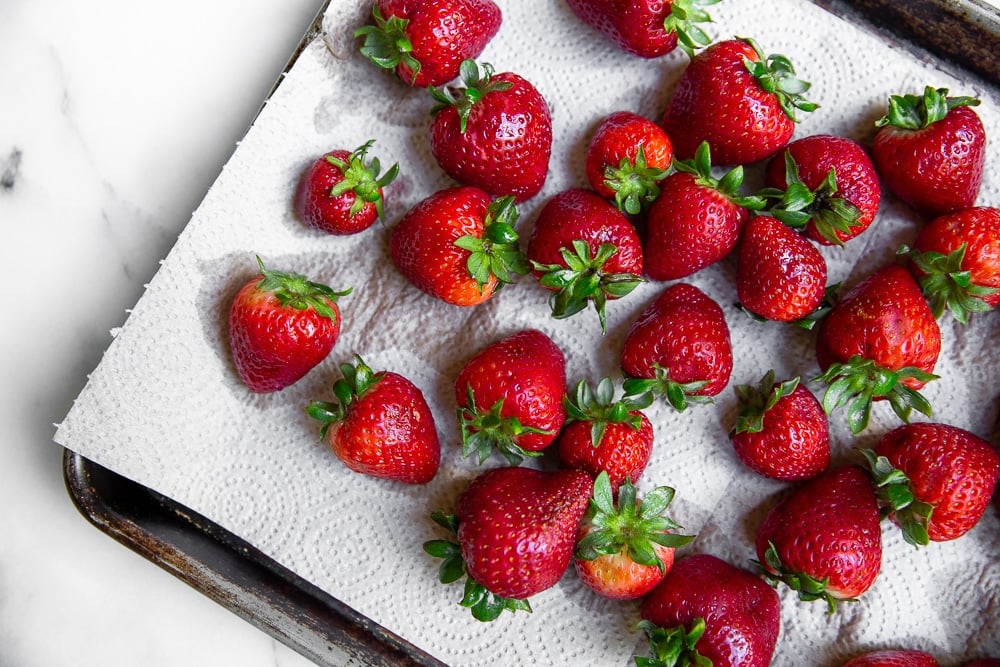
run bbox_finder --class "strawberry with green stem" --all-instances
[565,0,719,58]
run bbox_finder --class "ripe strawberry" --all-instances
[841,649,940,667]
[389,187,528,306]
[762,134,882,245]
[564,0,717,58]
[814,264,941,434]
[662,37,817,165]
[306,355,440,484]
[423,466,593,620]
[585,110,673,214]
[454,329,567,464]
[556,377,655,491]
[527,188,645,332]
[863,422,1000,545]
[621,282,733,411]
[730,371,830,481]
[736,215,829,325]
[573,472,692,600]
[228,256,350,393]
[429,60,552,201]
[294,140,399,235]
[755,465,883,611]
[354,0,502,87]
[638,554,781,667]
[902,206,1000,324]
[872,86,986,217]
[644,141,765,281]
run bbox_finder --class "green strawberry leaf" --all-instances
[875,86,981,130]
[738,36,818,122]
[354,5,422,84]
[900,243,998,324]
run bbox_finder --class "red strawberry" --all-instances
[638,554,781,667]
[564,0,717,58]
[762,134,882,245]
[454,329,567,464]
[621,283,733,411]
[736,215,829,325]
[294,140,399,235]
[389,187,528,306]
[662,37,817,165]
[573,472,692,600]
[903,206,1000,324]
[863,422,1000,545]
[354,0,502,87]
[423,466,593,620]
[842,650,940,667]
[644,141,764,281]
[585,110,673,214]
[814,264,941,434]
[730,371,830,481]
[556,377,655,491]
[228,256,350,393]
[429,60,552,201]
[527,188,645,332]
[307,355,440,484]
[755,465,883,611]
[872,86,986,217]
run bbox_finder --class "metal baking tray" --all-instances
[63,1,1000,665]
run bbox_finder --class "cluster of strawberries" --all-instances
[223,0,1000,665]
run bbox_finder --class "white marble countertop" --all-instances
[1,1,325,665]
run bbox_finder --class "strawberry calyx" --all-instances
[673,141,768,211]
[305,354,379,436]
[326,140,400,222]
[730,370,800,435]
[253,255,351,321]
[739,36,818,122]
[423,511,533,622]
[634,618,711,667]
[532,240,644,334]
[354,5,422,84]
[455,195,530,291]
[760,151,863,246]
[753,541,848,614]
[859,448,934,548]
[898,243,998,325]
[604,144,670,215]
[664,0,720,57]
[874,86,980,130]
[563,377,654,447]
[429,59,514,133]
[623,364,713,412]
[575,472,693,572]
[813,354,938,434]
[457,385,552,465]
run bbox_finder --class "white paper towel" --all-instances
[55,0,1000,665]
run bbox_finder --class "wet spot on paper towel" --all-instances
[1,148,22,191]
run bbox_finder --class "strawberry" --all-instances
[556,377,655,491]
[527,188,645,332]
[754,465,883,611]
[454,328,567,464]
[585,110,673,215]
[662,37,817,166]
[293,140,399,235]
[354,0,501,87]
[644,142,765,281]
[762,134,882,245]
[841,650,940,667]
[730,371,830,481]
[573,472,693,600]
[228,256,350,393]
[863,422,1000,545]
[564,0,717,58]
[814,264,941,434]
[736,215,829,325]
[902,206,1000,324]
[872,86,986,217]
[621,282,733,411]
[423,466,593,620]
[306,355,440,484]
[429,60,552,201]
[389,187,528,306]
[638,553,781,667]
